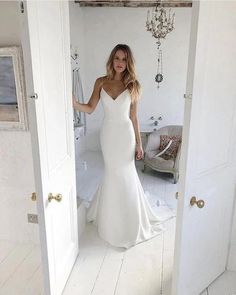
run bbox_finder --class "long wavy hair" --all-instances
[106,44,141,103]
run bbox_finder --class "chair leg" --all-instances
[173,172,179,184]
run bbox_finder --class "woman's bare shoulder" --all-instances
[95,76,107,89]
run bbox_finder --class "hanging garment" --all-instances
[72,68,86,135]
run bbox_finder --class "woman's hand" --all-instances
[135,144,144,160]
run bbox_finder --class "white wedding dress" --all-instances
[86,87,164,249]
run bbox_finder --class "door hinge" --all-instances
[20,1,24,13]
[31,192,37,201]
[30,93,38,100]
[184,93,192,100]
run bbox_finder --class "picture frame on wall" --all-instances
[0,46,28,130]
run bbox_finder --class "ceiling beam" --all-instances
[75,0,192,8]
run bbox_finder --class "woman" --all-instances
[73,44,163,249]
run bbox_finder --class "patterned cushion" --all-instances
[159,135,182,160]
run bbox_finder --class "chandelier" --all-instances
[146,3,175,88]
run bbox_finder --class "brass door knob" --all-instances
[31,192,37,201]
[190,196,205,208]
[48,193,62,202]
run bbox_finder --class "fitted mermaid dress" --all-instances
[86,87,164,249]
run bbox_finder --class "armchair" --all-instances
[142,125,183,184]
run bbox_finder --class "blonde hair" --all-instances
[106,44,141,103]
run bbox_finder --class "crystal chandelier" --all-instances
[146,2,175,88]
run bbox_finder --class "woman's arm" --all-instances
[130,99,143,160]
[72,77,103,114]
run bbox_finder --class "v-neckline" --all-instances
[102,87,128,101]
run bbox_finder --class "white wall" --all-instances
[69,1,88,154]
[69,1,85,77]
[0,1,39,243]
[228,123,236,271]
[69,6,192,151]
[228,188,236,270]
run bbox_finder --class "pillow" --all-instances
[154,140,173,159]
[159,135,182,160]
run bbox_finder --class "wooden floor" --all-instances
[63,218,175,295]
[63,151,236,295]
[200,271,236,295]
[0,240,43,295]
[62,222,236,295]
[64,151,177,295]
[0,238,235,295]
[1,151,236,294]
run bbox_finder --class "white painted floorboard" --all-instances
[2,150,235,294]
[200,271,236,295]
[64,150,178,295]
[68,151,236,295]
[0,241,43,295]
[208,271,236,295]
[63,222,172,295]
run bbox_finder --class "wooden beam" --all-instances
[75,0,192,8]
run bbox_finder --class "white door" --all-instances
[20,1,78,295]
[172,1,236,294]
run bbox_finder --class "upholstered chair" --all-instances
[142,125,183,184]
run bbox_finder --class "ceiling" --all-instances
[75,0,192,8]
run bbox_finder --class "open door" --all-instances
[20,1,78,294]
[172,1,236,294]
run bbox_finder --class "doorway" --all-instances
[66,1,191,294]
[19,3,236,294]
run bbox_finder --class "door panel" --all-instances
[21,1,78,294]
[172,1,236,294]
